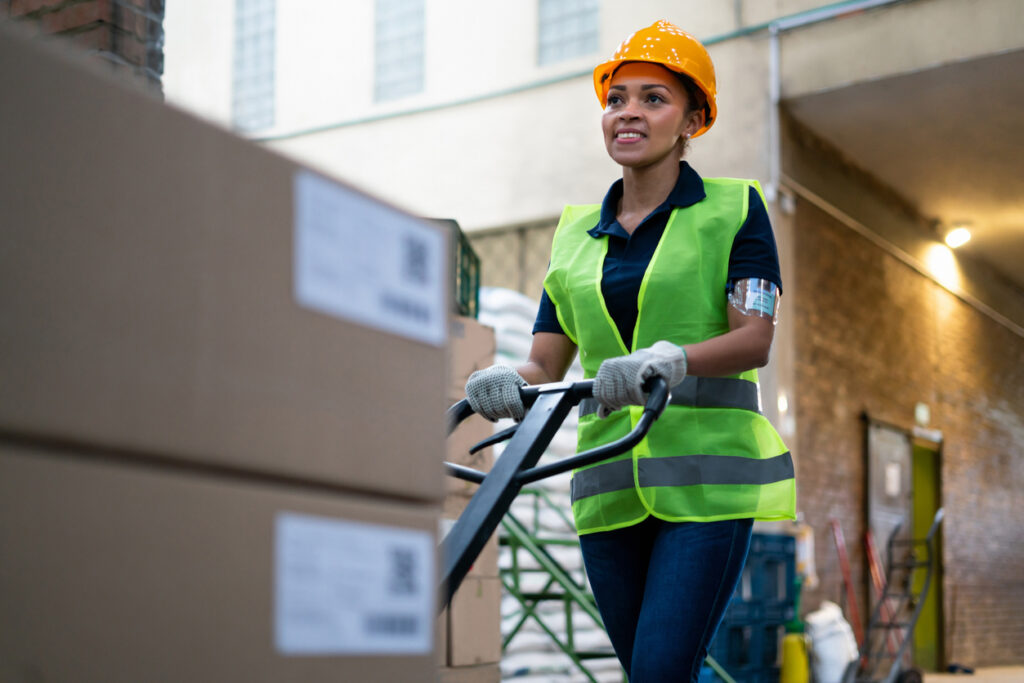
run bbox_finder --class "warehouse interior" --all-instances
[2,1,1023,682]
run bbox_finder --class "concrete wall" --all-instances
[781,0,1024,98]
[163,0,234,127]
[258,0,779,230]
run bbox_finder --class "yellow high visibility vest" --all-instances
[543,178,796,535]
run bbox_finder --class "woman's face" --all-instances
[601,62,702,169]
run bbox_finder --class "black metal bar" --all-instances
[469,423,519,454]
[520,379,595,407]
[515,412,655,485]
[446,399,475,435]
[515,378,669,485]
[443,461,486,484]
[439,388,577,611]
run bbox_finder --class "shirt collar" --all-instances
[588,161,707,238]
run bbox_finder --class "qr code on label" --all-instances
[388,547,419,596]
[401,235,429,285]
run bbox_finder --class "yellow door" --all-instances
[911,441,944,671]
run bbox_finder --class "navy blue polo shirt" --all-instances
[533,161,782,344]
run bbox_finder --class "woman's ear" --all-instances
[685,108,705,138]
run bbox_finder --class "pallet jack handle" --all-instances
[439,376,669,610]
[445,377,670,486]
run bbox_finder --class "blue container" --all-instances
[698,664,717,683]
[709,534,796,676]
[706,663,781,683]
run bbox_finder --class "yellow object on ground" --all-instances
[780,633,810,683]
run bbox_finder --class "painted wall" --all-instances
[163,0,235,127]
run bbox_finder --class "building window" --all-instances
[538,0,599,66]
[232,0,276,132]
[374,0,425,102]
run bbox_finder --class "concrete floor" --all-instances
[924,667,1024,683]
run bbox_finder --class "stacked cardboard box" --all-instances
[439,317,503,682]
[1,25,448,683]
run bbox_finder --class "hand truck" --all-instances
[438,376,670,611]
[842,507,945,683]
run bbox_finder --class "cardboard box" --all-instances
[440,512,500,579]
[0,25,448,502]
[437,663,502,683]
[437,613,448,667]
[0,443,442,683]
[447,577,503,666]
[448,317,496,401]
[446,411,494,470]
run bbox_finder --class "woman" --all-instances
[466,20,795,682]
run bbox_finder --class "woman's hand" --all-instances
[465,365,527,421]
[465,332,578,422]
[592,341,687,417]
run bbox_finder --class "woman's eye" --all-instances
[607,95,622,106]
[647,94,663,103]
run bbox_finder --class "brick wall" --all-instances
[1,0,165,92]
[791,195,1024,665]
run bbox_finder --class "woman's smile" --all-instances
[614,128,646,143]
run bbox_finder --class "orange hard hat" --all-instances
[593,20,718,138]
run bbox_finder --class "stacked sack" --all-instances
[478,288,622,683]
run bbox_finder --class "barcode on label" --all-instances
[365,613,420,636]
[379,292,431,322]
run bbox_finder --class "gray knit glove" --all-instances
[593,341,687,418]
[465,365,528,422]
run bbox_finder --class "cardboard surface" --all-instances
[448,577,503,666]
[446,411,494,470]
[436,663,502,683]
[0,443,441,683]
[0,26,447,502]
[441,512,500,580]
[437,613,449,667]
[448,317,497,401]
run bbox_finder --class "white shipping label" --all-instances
[294,171,446,347]
[884,462,902,498]
[275,512,435,655]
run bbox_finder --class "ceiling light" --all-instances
[944,226,971,248]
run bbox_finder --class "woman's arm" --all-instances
[516,332,578,385]
[682,304,776,377]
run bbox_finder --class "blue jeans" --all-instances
[579,516,753,682]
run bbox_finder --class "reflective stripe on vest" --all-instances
[578,376,760,418]
[571,451,795,503]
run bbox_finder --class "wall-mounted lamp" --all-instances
[944,224,972,248]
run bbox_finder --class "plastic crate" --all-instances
[724,594,762,622]
[749,533,796,556]
[711,535,795,676]
[743,534,797,604]
[431,218,480,318]
[705,662,781,683]
[762,599,796,623]
[710,621,784,670]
